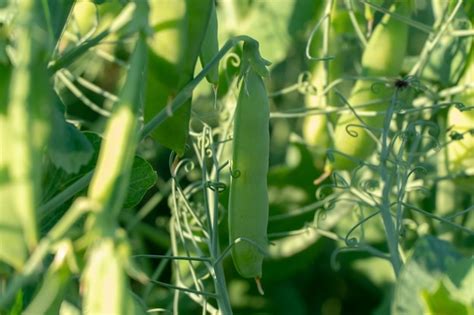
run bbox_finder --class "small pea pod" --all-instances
[145,0,213,155]
[303,5,351,158]
[229,69,270,279]
[199,0,219,85]
[327,1,410,172]
[447,45,474,182]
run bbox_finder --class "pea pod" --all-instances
[326,1,410,171]
[145,0,213,155]
[229,69,270,279]
[88,31,148,222]
[303,5,352,158]
[6,0,52,251]
[82,236,145,314]
[447,45,474,181]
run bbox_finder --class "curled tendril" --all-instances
[406,166,427,181]
[268,71,316,97]
[315,184,335,200]
[345,124,379,138]
[331,244,390,271]
[329,247,358,271]
[206,181,227,193]
[323,198,337,212]
[344,210,380,246]
[188,118,206,136]
[169,154,195,178]
[389,131,405,153]
[370,80,389,94]
[180,159,195,174]
[305,11,335,61]
[406,120,439,137]
[346,237,359,247]
[314,209,328,228]
[358,178,379,192]
[230,167,240,179]
[326,149,372,173]
[225,52,241,68]
[345,123,361,138]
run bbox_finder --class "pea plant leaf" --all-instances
[42,0,75,43]
[123,156,157,208]
[47,96,94,174]
[392,235,465,315]
[41,132,157,235]
[77,132,157,208]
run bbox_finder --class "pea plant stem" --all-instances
[208,130,233,315]
[378,89,402,276]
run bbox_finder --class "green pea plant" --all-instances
[271,0,473,313]
[0,0,473,314]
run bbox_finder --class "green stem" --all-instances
[379,90,402,276]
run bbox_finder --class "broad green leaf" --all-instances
[392,235,464,315]
[444,257,474,307]
[421,281,470,315]
[40,132,157,234]
[47,96,93,174]
[123,156,157,208]
[44,0,75,43]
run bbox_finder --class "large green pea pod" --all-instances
[0,55,28,270]
[326,1,410,172]
[5,0,52,253]
[145,0,213,155]
[302,6,352,156]
[446,46,474,186]
[87,27,148,221]
[229,69,270,280]
[82,237,145,315]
